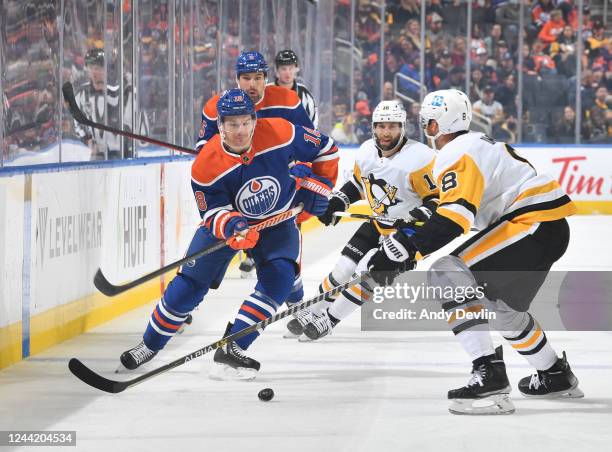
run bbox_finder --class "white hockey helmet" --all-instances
[420,89,472,144]
[371,100,407,152]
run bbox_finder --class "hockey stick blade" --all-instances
[69,358,128,393]
[69,272,371,393]
[93,205,304,296]
[62,81,197,155]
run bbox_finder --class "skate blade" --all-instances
[521,386,585,399]
[449,394,515,415]
[298,334,314,342]
[283,331,302,339]
[209,363,257,381]
[240,270,256,279]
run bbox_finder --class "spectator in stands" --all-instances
[331,112,359,145]
[432,50,453,89]
[427,13,445,49]
[470,66,485,102]
[532,39,557,74]
[497,52,516,80]
[586,20,609,54]
[389,0,420,36]
[551,25,577,77]
[484,23,503,57]
[382,81,396,101]
[405,101,421,140]
[493,40,510,63]
[440,66,465,90]
[532,0,555,30]
[538,9,565,44]
[398,35,419,65]
[404,19,422,51]
[591,86,609,116]
[384,46,404,83]
[496,73,517,117]
[474,85,505,126]
[450,36,467,67]
[495,115,518,143]
[550,105,580,143]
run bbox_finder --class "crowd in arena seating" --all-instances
[331,0,611,145]
[2,0,610,164]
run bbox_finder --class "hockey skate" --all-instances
[118,341,158,372]
[448,346,515,415]
[302,309,337,341]
[283,308,313,339]
[518,351,584,398]
[210,322,261,381]
[238,253,256,279]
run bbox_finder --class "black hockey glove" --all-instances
[318,191,350,226]
[367,230,417,286]
[408,204,434,222]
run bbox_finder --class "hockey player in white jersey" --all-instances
[284,100,438,340]
[366,89,583,414]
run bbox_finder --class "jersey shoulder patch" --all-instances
[261,85,301,109]
[202,94,220,120]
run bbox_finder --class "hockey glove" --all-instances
[289,161,313,179]
[318,191,350,226]
[218,212,260,250]
[408,204,434,222]
[367,229,417,286]
[293,174,333,217]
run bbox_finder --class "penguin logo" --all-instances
[361,174,401,215]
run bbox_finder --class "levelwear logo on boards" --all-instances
[123,205,147,268]
[36,207,103,265]
[236,177,281,218]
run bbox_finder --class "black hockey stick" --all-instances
[333,211,420,227]
[94,205,304,296]
[334,211,478,232]
[69,272,371,393]
[62,81,198,155]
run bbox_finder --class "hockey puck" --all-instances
[258,388,274,402]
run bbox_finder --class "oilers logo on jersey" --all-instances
[362,173,402,216]
[236,176,281,218]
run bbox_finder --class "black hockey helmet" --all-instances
[275,49,299,67]
[85,48,105,66]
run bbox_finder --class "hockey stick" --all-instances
[69,272,371,393]
[333,211,417,226]
[94,205,304,297]
[62,81,198,155]
[334,211,478,232]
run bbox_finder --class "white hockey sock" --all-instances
[444,299,495,360]
[328,294,362,321]
[455,329,496,361]
[502,313,558,371]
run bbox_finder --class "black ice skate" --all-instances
[239,254,256,279]
[283,308,313,339]
[302,309,338,341]
[448,346,515,415]
[518,351,584,398]
[118,341,158,371]
[210,322,261,381]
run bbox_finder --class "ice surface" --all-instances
[1,216,611,452]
